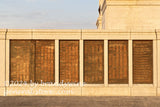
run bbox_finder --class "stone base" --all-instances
[3,86,159,96]
[0,87,5,96]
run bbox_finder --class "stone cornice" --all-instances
[0,28,159,40]
[0,29,158,33]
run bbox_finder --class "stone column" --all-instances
[104,40,108,87]
[157,30,160,96]
[0,29,6,96]
[80,40,83,87]
[153,39,157,88]
[129,40,133,88]
[55,40,59,86]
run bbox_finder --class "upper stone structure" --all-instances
[97,0,160,31]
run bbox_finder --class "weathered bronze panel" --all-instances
[84,40,104,84]
[59,40,79,83]
[10,40,35,83]
[133,40,153,84]
[35,40,55,83]
[108,40,128,84]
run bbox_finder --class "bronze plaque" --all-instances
[133,40,153,84]
[108,40,128,84]
[35,40,55,83]
[84,40,104,84]
[10,40,35,83]
[59,40,79,83]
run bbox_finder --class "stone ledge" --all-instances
[131,32,156,40]
[0,87,5,96]
[1,29,157,40]
[131,87,157,96]
[7,29,32,39]
[82,87,130,96]
[2,86,160,96]
[32,29,81,40]
[6,87,81,96]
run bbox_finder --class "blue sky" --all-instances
[0,0,99,29]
